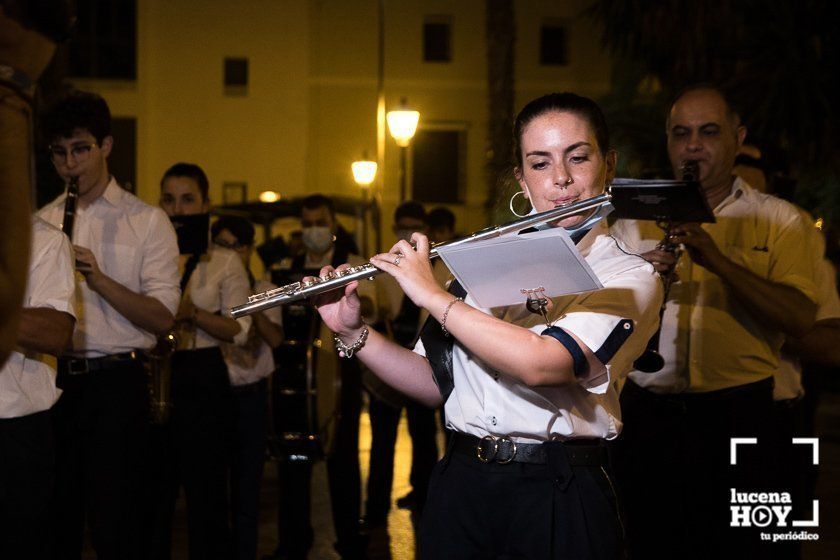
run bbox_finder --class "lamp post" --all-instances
[352,156,378,255]
[387,98,420,202]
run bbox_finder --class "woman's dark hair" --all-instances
[160,162,210,201]
[41,90,111,144]
[211,215,255,246]
[512,92,610,167]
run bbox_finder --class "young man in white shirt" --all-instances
[0,216,75,560]
[38,91,180,560]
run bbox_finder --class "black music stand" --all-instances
[609,178,716,223]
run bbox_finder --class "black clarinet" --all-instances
[633,161,699,373]
[61,177,79,241]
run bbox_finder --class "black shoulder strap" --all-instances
[417,280,467,402]
[180,253,201,293]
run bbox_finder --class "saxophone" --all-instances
[147,331,177,425]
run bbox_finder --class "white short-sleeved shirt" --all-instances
[0,217,76,418]
[37,179,181,357]
[182,246,253,349]
[612,178,819,393]
[414,221,662,442]
[222,279,282,386]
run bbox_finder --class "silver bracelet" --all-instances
[334,325,369,358]
[440,297,463,337]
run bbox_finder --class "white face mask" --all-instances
[302,226,334,254]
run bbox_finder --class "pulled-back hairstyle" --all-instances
[160,162,210,201]
[512,92,610,167]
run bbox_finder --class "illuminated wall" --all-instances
[73,0,610,241]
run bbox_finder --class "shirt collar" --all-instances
[98,177,124,208]
[714,175,750,212]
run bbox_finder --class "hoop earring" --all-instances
[509,190,531,218]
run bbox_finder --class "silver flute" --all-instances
[230,191,613,318]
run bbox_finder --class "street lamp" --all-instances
[387,98,420,202]
[352,155,378,255]
[351,159,378,187]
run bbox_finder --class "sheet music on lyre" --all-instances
[435,227,602,309]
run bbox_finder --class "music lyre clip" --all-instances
[521,286,554,328]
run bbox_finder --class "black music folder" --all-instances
[609,178,716,223]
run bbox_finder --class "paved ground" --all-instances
[82,392,840,559]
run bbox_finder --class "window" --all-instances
[423,16,452,62]
[224,57,249,95]
[68,0,137,79]
[109,118,137,192]
[411,128,465,203]
[540,22,568,66]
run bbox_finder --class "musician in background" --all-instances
[611,85,819,558]
[153,163,252,560]
[38,91,180,560]
[211,215,283,560]
[0,1,71,367]
[0,216,74,560]
[267,194,373,560]
[427,206,456,245]
[365,201,439,527]
[734,149,840,559]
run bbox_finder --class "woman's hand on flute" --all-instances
[370,233,447,310]
[309,264,365,339]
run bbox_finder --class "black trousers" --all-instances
[366,396,439,522]
[231,378,268,560]
[143,347,235,560]
[51,360,148,560]
[418,439,624,560]
[275,362,365,558]
[612,377,777,560]
[0,410,55,560]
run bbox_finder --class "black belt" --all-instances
[58,351,144,376]
[451,432,607,466]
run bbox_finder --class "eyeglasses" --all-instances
[213,239,247,250]
[48,143,98,165]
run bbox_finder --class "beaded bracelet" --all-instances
[440,297,463,337]
[334,325,369,358]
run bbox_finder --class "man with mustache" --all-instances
[612,85,819,559]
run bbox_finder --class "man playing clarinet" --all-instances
[38,91,180,560]
[611,85,819,559]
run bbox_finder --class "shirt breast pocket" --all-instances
[100,243,138,287]
[725,245,771,279]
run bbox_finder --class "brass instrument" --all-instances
[147,331,177,425]
[146,254,200,426]
[632,161,700,373]
[231,193,614,318]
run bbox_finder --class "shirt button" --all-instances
[490,416,497,426]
